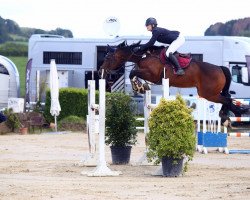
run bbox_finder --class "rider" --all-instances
[136,17,185,75]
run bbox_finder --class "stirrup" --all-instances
[176,69,185,75]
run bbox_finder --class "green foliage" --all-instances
[8,56,27,97]
[105,92,138,147]
[205,17,250,36]
[1,18,21,35]
[58,115,86,131]
[20,27,73,38]
[147,95,196,165]
[44,88,96,122]
[3,108,22,132]
[0,16,13,43]
[0,42,28,56]
[239,30,250,37]
[0,16,73,44]
[134,115,144,129]
[59,115,84,123]
[9,34,27,42]
[33,101,43,113]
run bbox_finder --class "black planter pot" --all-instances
[162,156,184,177]
[110,146,132,165]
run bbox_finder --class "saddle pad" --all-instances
[160,49,192,68]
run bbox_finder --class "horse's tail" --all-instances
[220,66,231,96]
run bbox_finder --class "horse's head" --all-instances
[98,40,141,78]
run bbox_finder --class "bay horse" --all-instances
[99,40,247,123]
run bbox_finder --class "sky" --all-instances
[0,0,249,38]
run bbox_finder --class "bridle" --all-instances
[101,47,142,78]
[101,52,126,77]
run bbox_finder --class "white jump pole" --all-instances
[135,89,152,165]
[197,98,201,132]
[196,98,201,152]
[86,79,121,176]
[79,80,98,166]
[162,76,169,99]
[36,70,40,102]
[89,80,96,157]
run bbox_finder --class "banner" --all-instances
[246,55,250,81]
[25,59,32,104]
[246,55,250,66]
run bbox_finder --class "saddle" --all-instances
[159,48,192,69]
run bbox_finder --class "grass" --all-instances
[8,56,28,97]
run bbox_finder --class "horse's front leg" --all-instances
[129,69,150,94]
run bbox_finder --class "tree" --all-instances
[205,17,250,36]
[0,16,74,44]
[0,16,11,43]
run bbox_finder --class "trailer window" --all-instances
[0,64,9,75]
[43,52,82,65]
[97,46,107,70]
[231,64,242,83]
[191,54,203,62]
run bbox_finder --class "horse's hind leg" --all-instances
[204,93,232,124]
[206,93,246,118]
[220,66,232,98]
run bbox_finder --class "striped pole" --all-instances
[229,117,250,122]
[233,99,250,106]
[229,150,250,154]
[227,132,250,137]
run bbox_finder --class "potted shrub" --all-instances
[105,92,137,164]
[3,108,24,133]
[147,95,196,177]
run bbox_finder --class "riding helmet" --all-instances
[145,17,157,27]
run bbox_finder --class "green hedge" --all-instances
[44,87,99,123]
[0,42,28,56]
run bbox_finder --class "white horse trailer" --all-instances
[28,35,250,105]
[0,55,20,109]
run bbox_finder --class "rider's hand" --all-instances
[133,47,141,53]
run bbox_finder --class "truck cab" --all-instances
[229,58,250,98]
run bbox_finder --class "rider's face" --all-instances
[146,25,153,31]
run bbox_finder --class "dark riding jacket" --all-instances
[140,27,180,51]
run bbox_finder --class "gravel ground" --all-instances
[0,132,249,200]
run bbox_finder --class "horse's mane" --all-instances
[115,41,167,57]
[148,45,166,51]
[147,45,166,55]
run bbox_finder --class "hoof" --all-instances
[176,69,185,75]
[223,119,232,128]
[143,83,150,90]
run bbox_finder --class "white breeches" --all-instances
[166,34,185,57]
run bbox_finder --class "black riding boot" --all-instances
[169,53,185,75]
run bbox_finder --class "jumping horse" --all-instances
[99,40,247,123]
